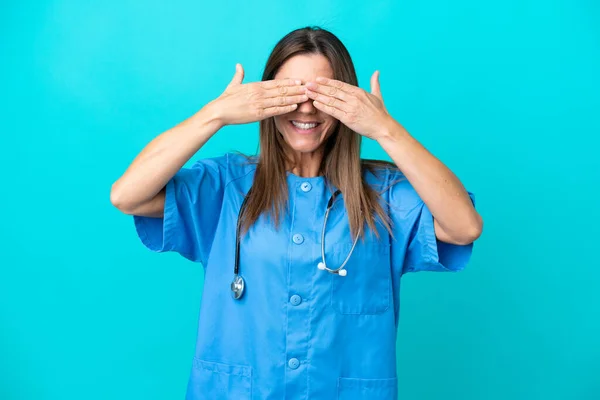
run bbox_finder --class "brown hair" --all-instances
[239,26,399,241]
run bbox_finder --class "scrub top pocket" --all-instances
[337,376,398,399]
[329,243,391,315]
[187,358,252,400]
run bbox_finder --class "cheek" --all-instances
[322,116,339,135]
[273,117,285,134]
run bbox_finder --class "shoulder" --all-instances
[361,159,422,210]
[188,152,257,184]
[361,158,405,189]
[225,152,257,174]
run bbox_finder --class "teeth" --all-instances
[292,121,318,130]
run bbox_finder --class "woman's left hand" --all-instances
[305,71,395,140]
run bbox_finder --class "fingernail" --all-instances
[295,80,302,85]
[306,82,317,89]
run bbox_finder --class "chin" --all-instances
[281,129,328,153]
[285,139,323,154]
[283,123,334,150]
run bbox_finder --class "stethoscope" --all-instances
[231,188,361,300]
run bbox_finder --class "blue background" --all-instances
[1,0,599,399]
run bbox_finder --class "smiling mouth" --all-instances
[290,120,321,132]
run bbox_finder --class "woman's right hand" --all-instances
[208,64,308,126]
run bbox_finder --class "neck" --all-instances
[285,148,324,178]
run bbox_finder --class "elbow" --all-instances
[436,213,483,246]
[458,214,483,245]
[110,182,124,209]
[110,181,132,214]
[447,214,483,246]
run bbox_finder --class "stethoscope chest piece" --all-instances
[231,274,245,299]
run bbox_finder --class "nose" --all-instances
[297,95,317,114]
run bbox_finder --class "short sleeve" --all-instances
[132,154,229,265]
[388,173,476,275]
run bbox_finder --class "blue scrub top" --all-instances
[133,152,475,400]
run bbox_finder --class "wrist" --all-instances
[375,117,406,143]
[191,100,225,132]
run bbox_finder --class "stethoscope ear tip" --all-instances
[317,262,347,276]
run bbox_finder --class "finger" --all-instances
[313,100,346,120]
[370,70,382,100]
[314,77,357,94]
[305,89,352,113]
[305,81,350,102]
[261,94,309,108]
[261,103,299,119]
[260,78,303,90]
[227,63,245,87]
[263,84,306,98]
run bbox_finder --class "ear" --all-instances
[370,70,383,100]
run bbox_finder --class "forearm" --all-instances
[110,103,222,211]
[377,118,482,243]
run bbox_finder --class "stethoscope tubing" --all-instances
[231,187,360,300]
[318,190,361,275]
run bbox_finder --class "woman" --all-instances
[111,26,482,400]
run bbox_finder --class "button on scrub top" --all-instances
[133,153,476,400]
